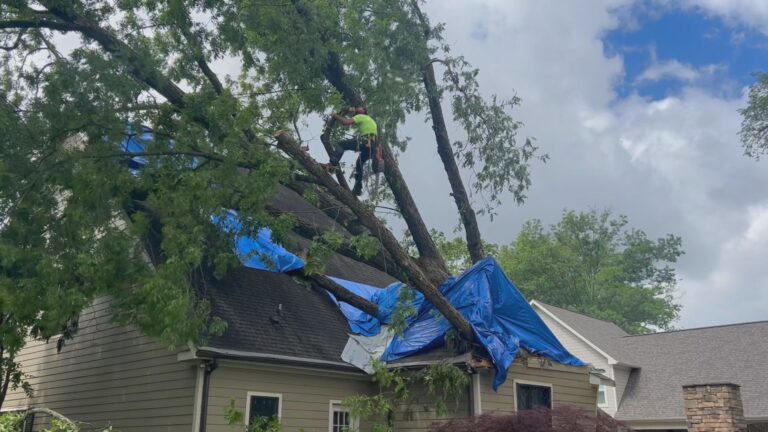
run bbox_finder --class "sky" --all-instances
[381,0,768,330]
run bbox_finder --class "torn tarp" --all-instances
[329,258,584,391]
[211,210,305,273]
[326,277,424,336]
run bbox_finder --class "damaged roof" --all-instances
[198,184,396,367]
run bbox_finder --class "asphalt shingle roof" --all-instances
[201,184,396,365]
[615,321,768,421]
[539,302,768,420]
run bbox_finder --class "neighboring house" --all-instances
[2,187,600,432]
[532,300,768,431]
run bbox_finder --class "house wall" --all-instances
[533,305,619,415]
[390,382,471,432]
[205,360,374,432]
[479,358,597,415]
[614,366,631,407]
[3,297,197,431]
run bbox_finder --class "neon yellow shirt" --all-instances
[353,114,377,136]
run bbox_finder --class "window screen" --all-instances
[516,383,552,411]
[249,395,280,426]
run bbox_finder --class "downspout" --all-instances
[199,359,218,432]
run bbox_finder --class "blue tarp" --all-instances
[120,125,154,171]
[327,278,425,336]
[211,210,305,273]
[330,258,584,390]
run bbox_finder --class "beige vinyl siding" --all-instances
[205,361,374,432]
[534,306,619,414]
[3,297,197,432]
[390,383,470,432]
[480,359,597,414]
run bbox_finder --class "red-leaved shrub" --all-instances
[430,406,625,432]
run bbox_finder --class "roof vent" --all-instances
[270,303,284,324]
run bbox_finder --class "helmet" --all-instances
[355,107,367,115]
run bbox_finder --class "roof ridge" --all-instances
[536,301,627,330]
[624,319,768,337]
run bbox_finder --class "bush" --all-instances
[430,406,625,432]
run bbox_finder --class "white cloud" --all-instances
[635,48,724,84]
[636,58,701,83]
[397,0,768,329]
[683,0,768,34]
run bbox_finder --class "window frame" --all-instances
[597,384,608,407]
[245,391,283,427]
[513,379,554,412]
[328,399,358,432]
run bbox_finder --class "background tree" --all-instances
[0,0,542,407]
[740,73,768,159]
[434,210,683,334]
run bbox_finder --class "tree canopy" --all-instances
[740,73,768,160]
[0,0,542,408]
[435,210,683,334]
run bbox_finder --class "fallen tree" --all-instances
[0,0,545,406]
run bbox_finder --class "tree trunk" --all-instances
[411,0,486,264]
[321,52,450,283]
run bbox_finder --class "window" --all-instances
[246,392,281,428]
[329,400,357,432]
[515,381,552,411]
[597,385,607,406]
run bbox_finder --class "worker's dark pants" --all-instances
[330,136,377,187]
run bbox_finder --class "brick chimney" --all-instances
[683,383,747,432]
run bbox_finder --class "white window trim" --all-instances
[513,379,554,412]
[328,400,359,432]
[245,391,283,426]
[597,384,608,407]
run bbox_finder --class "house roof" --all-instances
[198,184,397,368]
[615,320,768,421]
[533,301,633,364]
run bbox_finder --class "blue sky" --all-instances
[605,4,768,100]
[407,0,768,329]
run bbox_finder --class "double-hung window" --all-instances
[515,381,553,411]
[329,400,357,432]
[246,392,282,429]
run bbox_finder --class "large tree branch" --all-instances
[36,0,474,340]
[175,8,224,95]
[275,132,473,338]
[0,18,74,32]
[320,30,450,282]
[411,1,485,264]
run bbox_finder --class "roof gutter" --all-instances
[186,345,361,372]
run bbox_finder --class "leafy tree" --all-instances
[433,210,683,334]
[498,210,682,334]
[0,0,540,407]
[740,73,768,160]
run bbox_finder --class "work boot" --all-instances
[352,182,363,196]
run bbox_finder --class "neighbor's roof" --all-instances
[615,320,768,421]
[534,301,633,364]
[198,184,396,368]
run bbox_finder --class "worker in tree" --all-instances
[324,107,381,196]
